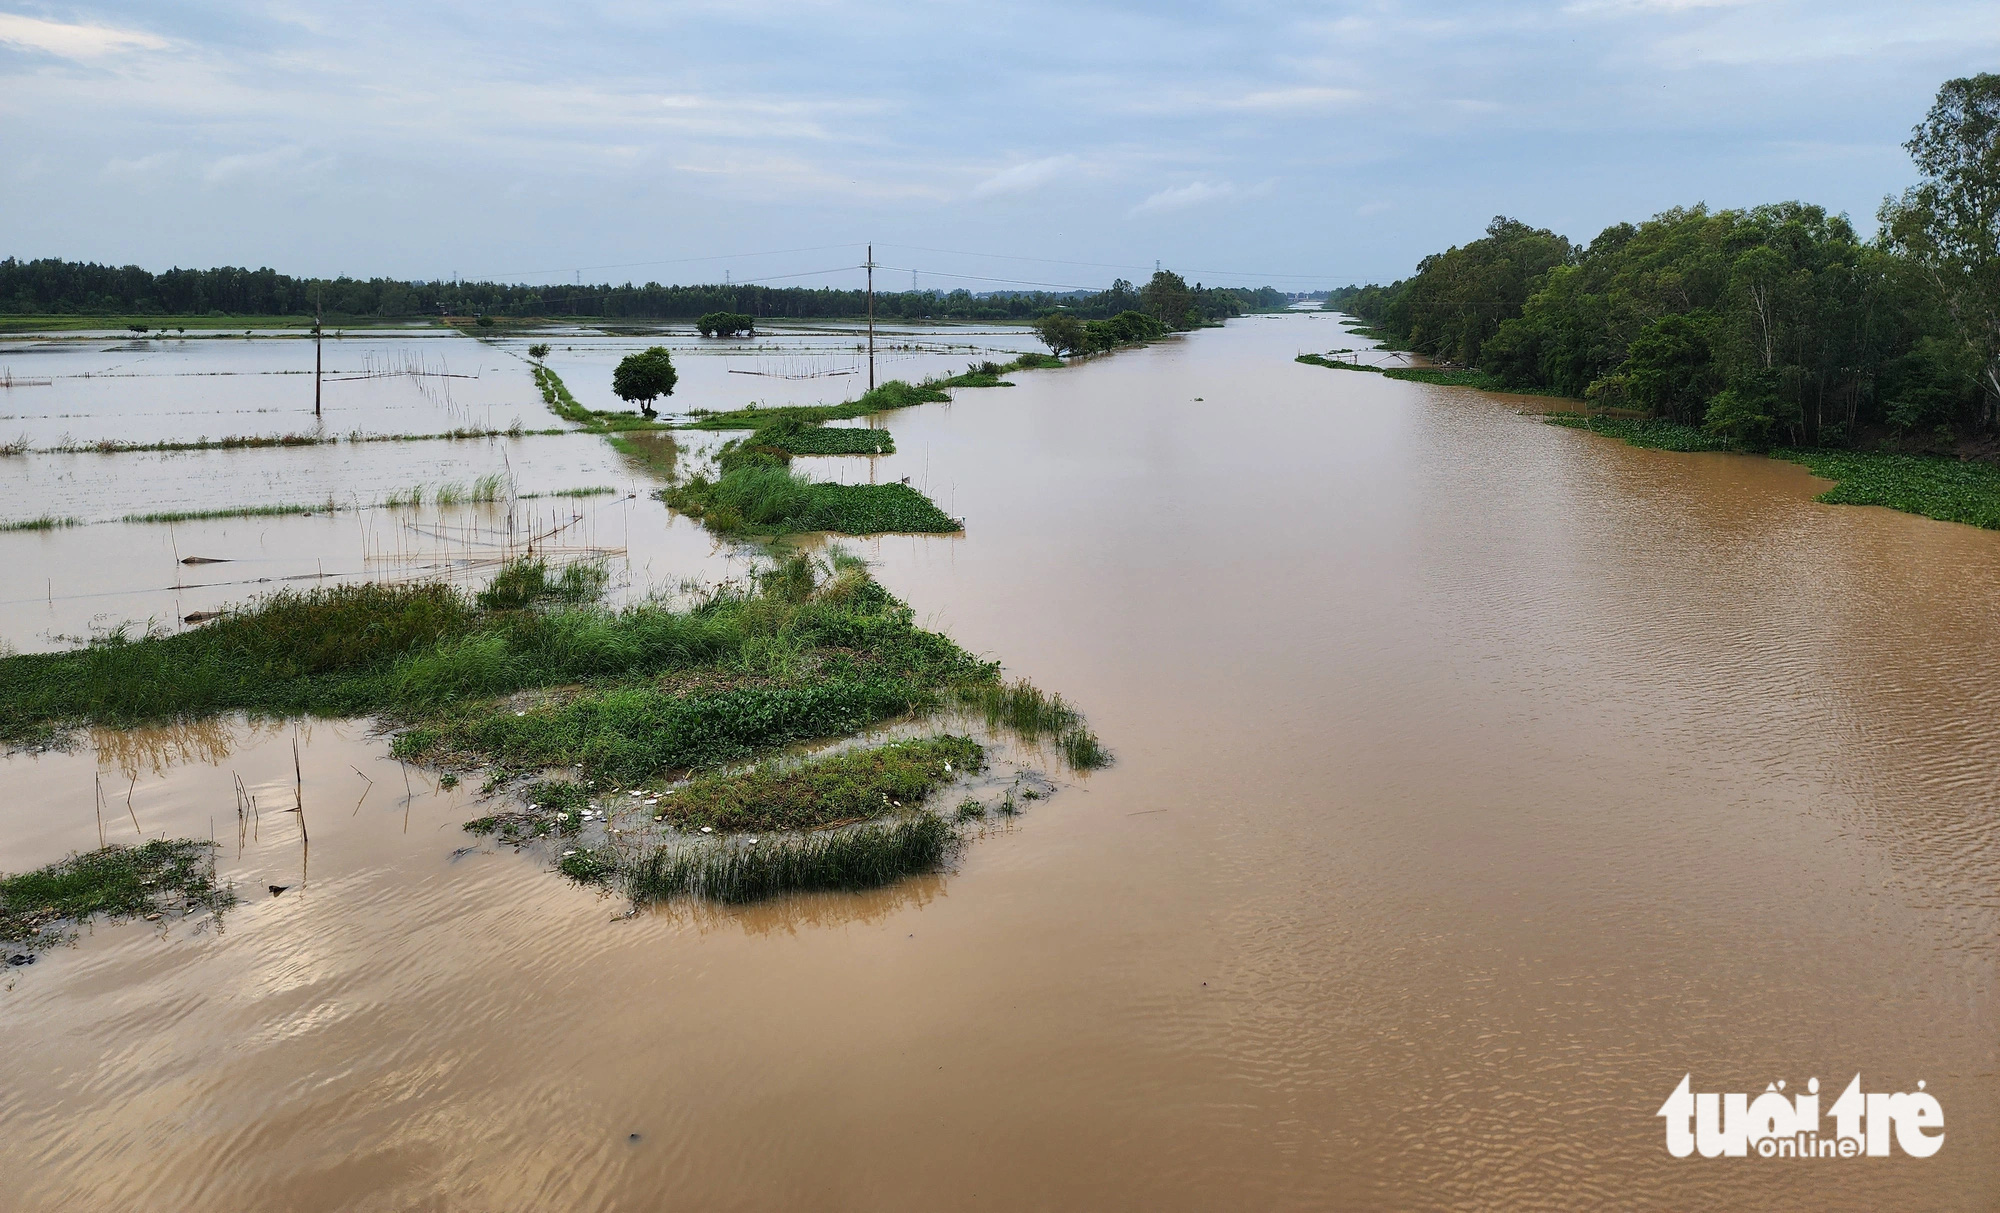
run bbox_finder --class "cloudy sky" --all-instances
[2,1,1994,291]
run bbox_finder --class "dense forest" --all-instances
[1330,74,2000,452]
[0,258,1287,326]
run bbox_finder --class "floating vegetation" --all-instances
[1544,414,1728,452]
[1,840,234,949]
[1,515,80,532]
[661,466,960,536]
[619,812,959,903]
[1297,353,1571,397]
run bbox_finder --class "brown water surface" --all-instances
[1,312,1996,1209]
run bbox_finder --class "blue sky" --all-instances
[2,1,1994,291]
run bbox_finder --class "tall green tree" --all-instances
[1879,72,2000,429]
[612,347,678,416]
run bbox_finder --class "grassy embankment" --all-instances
[0,554,1108,904]
[529,361,679,475]
[1546,415,2000,530]
[1,840,234,953]
[656,358,1064,538]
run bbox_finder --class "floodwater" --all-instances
[2,311,1997,1209]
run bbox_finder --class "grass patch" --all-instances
[660,735,982,832]
[606,430,678,476]
[928,353,1063,389]
[475,559,608,610]
[0,544,1003,762]
[1,840,233,948]
[401,679,938,787]
[122,500,336,524]
[662,466,960,536]
[623,812,959,903]
[959,680,1111,771]
[1,516,80,531]
[520,486,617,499]
[684,380,951,431]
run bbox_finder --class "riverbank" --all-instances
[1547,414,2000,530]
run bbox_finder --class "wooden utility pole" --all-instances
[865,244,876,391]
[313,287,323,419]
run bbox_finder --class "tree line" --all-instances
[1329,74,2000,450]
[0,257,1288,326]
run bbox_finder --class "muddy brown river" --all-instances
[2,312,1995,1209]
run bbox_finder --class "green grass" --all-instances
[1,840,234,947]
[1,555,999,758]
[122,500,336,524]
[399,679,939,787]
[619,812,960,903]
[475,559,608,610]
[1547,414,2000,529]
[661,466,961,536]
[959,680,1111,771]
[928,353,1064,389]
[1,516,80,532]
[658,735,983,832]
[1544,414,1730,452]
[1774,449,2000,529]
[519,486,617,499]
[684,380,952,431]
[1296,354,1571,397]
[606,430,680,476]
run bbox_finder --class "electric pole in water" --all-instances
[865,244,876,391]
[313,286,323,419]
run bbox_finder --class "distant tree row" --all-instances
[1328,73,2000,450]
[0,259,1289,326]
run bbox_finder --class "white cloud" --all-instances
[1129,179,1273,216]
[971,155,1080,198]
[204,145,329,185]
[104,151,178,179]
[1224,86,1366,110]
[0,14,168,59]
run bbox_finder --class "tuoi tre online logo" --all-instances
[1658,1075,1943,1159]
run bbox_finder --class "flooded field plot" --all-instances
[0,330,539,446]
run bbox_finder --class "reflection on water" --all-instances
[0,312,1995,1210]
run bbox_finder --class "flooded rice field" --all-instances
[2,312,1996,1209]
